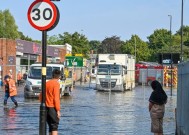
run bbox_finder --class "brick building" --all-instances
[0,38,67,84]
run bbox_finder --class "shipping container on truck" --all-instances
[95,54,135,91]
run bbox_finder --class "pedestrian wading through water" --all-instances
[149,80,168,135]
[3,75,18,107]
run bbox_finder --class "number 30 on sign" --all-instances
[27,0,58,31]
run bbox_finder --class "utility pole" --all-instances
[181,0,184,62]
[134,36,137,63]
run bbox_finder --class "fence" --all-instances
[75,68,142,90]
[176,62,189,135]
[73,67,178,91]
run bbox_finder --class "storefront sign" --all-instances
[16,39,59,57]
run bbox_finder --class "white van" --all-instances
[24,63,73,98]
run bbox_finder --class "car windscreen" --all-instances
[97,64,121,75]
[28,66,60,79]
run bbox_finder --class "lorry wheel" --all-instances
[147,80,152,86]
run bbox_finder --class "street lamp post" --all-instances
[168,15,173,96]
[134,36,136,63]
[181,0,184,62]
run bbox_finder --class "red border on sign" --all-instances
[27,0,57,31]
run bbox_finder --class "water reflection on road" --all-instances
[0,84,176,135]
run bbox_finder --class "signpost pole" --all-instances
[39,30,47,135]
[27,1,60,134]
[171,54,173,96]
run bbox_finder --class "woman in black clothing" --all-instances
[149,80,168,135]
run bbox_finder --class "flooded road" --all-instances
[0,83,176,135]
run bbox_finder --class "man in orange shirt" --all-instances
[17,71,22,86]
[39,69,61,135]
[4,75,18,107]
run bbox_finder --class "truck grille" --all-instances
[32,86,41,93]
[100,81,116,88]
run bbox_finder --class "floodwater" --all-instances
[0,83,176,135]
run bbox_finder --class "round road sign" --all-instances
[27,0,58,31]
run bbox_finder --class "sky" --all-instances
[0,0,189,41]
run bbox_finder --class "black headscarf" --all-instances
[149,80,167,105]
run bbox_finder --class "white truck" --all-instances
[95,54,135,91]
[24,63,73,98]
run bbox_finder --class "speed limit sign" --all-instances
[27,0,59,31]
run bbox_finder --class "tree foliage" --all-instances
[121,35,150,62]
[89,40,101,54]
[18,31,33,41]
[0,10,20,39]
[47,32,90,57]
[147,29,170,50]
[98,36,123,54]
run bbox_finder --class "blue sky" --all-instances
[0,0,189,41]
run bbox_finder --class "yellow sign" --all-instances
[75,54,83,56]
[42,67,46,75]
[66,53,72,56]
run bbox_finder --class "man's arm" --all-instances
[54,83,61,119]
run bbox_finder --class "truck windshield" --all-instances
[97,64,121,75]
[28,66,60,79]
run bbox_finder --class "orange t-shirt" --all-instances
[40,79,60,111]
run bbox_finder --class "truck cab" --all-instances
[96,62,127,91]
[24,63,72,98]
[95,54,135,91]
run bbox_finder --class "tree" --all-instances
[1,10,20,39]
[176,25,189,37]
[47,35,62,45]
[0,10,4,38]
[58,32,90,57]
[18,31,33,41]
[147,29,170,50]
[89,40,101,54]
[121,35,150,62]
[99,36,123,53]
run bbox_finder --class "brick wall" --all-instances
[0,38,16,81]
